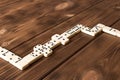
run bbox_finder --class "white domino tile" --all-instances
[61,24,82,38]
[101,24,120,37]
[9,54,22,67]
[23,52,43,63]
[14,59,28,70]
[42,49,53,57]
[97,23,105,28]
[33,44,53,57]
[0,47,20,63]
[70,24,82,34]
[52,34,69,45]
[79,24,103,36]
[59,36,69,45]
[90,24,103,36]
[6,51,22,63]
[61,32,73,38]
[33,44,42,51]
[80,26,92,35]
[79,25,86,32]
[38,45,53,57]
[116,30,120,37]
[43,39,60,49]
[51,34,61,41]
[0,47,9,61]
[102,26,118,36]
[64,29,76,38]
[0,47,23,69]
[16,52,43,70]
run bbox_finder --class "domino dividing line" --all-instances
[0,23,120,70]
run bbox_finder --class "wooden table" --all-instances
[0,0,120,80]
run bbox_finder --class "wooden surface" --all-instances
[0,0,120,80]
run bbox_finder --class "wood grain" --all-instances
[0,0,120,80]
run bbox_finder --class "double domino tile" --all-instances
[0,23,120,70]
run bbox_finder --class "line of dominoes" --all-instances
[0,23,120,70]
